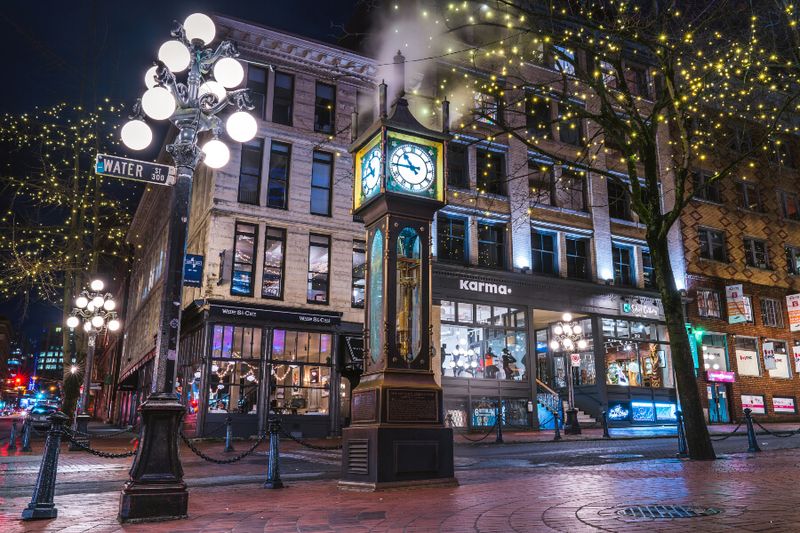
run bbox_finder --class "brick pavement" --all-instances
[3,442,800,531]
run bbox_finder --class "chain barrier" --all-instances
[278,426,343,450]
[753,420,799,438]
[179,430,268,464]
[454,420,499,443]
[62,429,139,458]
[710,422,744,441]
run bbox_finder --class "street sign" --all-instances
[95,153,175,186]
[184,254,204,287]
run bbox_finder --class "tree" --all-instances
[390,0,800,459]
[0,103,137,418]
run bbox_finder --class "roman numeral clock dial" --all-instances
[389,143,435,192]
[361,146,382,197]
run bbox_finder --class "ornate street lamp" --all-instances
[66,279,119,445]
[549,312,587,435]
[67,279,120,414]
[117,13,255,523]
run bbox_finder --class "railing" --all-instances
[535,379,561,416]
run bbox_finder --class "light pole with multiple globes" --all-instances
[117,13,256,522]
[549,313,588,435]
[65,279,120,444]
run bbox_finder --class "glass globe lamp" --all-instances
[226,111,257,142]
[76,296,89,308]
[91,315,105,328]
[201,139,230,168]
[213,57,244,88]
[183,13,216,45]
[92,296,105,308]
[121,120,153,150]
[158,40,190,72]
[108,319,121,332]
[144,66,159,89]
[83,322,92,332]
[142,87,176,120]
[90,279,104,291]
[103,299,116,311]
[66,316,80,329]
[199,81,227,104]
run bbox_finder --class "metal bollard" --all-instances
[224,415,235,452]
[8,419,18,451]
[553,408,562,441]
[21,411,69,520]
[744,408,761,453]
[676,410,688,458]
[601,409,611,439]
[495,402,504,444]
[263,418,283,489]
[21,418,32,452]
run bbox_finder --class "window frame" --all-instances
[314,81,336,134]
[246,65,268,120]
[760,298,784,328]
[477,221,506,269]
[743,237,771,270]
[310,150,334,217]
[262,226,286,300]
[557,102,583,146]
[696,289,722,319]
[437,214,468,264]
[786,245,800,275]
[565,235,591,280]
[525,90,552,137]
[272,71,294,126]
[612,244,635,286]
[231,222,258,297]
[736,181,763,212]
[607,180,632,221]
[556,168,587,211]
[698,227,727,262]
[307,234,331,305]
[641,248,656,289]
[692,171,721,203]
[351,240,366,308]
[531,229,558,276]
[447,142,470,189]
[529,160,556,206]
[779,190,800,221]
[237,139,264,205]
[267,140,291,210]
[476,148,507,196]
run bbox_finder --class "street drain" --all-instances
[617,505,720,519]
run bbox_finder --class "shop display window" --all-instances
[734,336,760,376]
[700,333,728,372]
[603,318,673,388]
[208,361,260,414]
[211,324,262,359]
[269,329,333,415]
[440,300,527,380]
[549,318,595,386]
[445,400,468,428]
[768,340,791,379]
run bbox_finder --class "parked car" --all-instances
[28,404,58,429]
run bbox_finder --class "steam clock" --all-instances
[340,79,456,490]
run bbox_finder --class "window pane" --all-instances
[262,227,285,299]
[557,170,585,211]
[477,222,505,268]
[457,302,474,323]
[314,82,336,133]
[247,66,267,119]
[447,143,469,188]
[307,235,330,303]
[272,72,294,126]
[238,139,263,205]
[532,230,557,275]
[565,237,589,279]
[441,300,455,322]
[232,223,257,296]
[476,149,506,195]
[311,151,333,216]
[352,241,366,308]
[208,361,260,414]
[437,215,467,263]
[267,142,291,209]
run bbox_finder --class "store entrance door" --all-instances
[707,384,730,423]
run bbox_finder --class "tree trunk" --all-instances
[649,235,716,460]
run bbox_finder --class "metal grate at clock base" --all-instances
[617,505,721,520]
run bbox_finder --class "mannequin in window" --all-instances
[502,347,518,380]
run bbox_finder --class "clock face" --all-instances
[389,143,435,192]
[361,146,382,197]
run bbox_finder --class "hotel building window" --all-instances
[238,139,263,205]
[351,241,366,308]
[307,234,330,304]
[262,227,286,299]
[437,215,467,264]
[531,230,557,275]
[565,236,590,280]
[272,72,294,126]
[476,148,506,196]
[477,222,505,269]
[267,141,291,209]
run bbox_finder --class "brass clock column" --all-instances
[340,79,456,490]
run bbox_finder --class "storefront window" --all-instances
[734,336,760,376]
[603,318,673,388]
[270,329,333,415]
[769,340,791,379]
[549,317,595,386]
[208,361,260,414]
[700,333,728,372]
[440,301,527,380]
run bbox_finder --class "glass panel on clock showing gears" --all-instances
[389,143,435,192]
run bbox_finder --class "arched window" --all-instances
[369,229,384,363]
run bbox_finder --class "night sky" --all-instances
[0,0,360,343]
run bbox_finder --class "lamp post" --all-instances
[118,13,255,522]
[549,313,587,435]
[66,279,120,418]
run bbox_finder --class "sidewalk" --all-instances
[3,442,800,531]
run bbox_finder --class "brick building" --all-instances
[683,136,800,423]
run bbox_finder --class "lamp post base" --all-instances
[564,409,582,435]
[69,414,90,451]
[118,393,187,523]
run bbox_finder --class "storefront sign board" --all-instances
[619,296,664,320]
[763,342,777,370]
[773,397,796,414]
[209,304,341,325]
[736,349,760,376]
[741,394,766,414]
[706,370,736,383]
[787,294,800,332]
[607,402,631,421]
[725,284,747,324]
[570,353,581,367]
